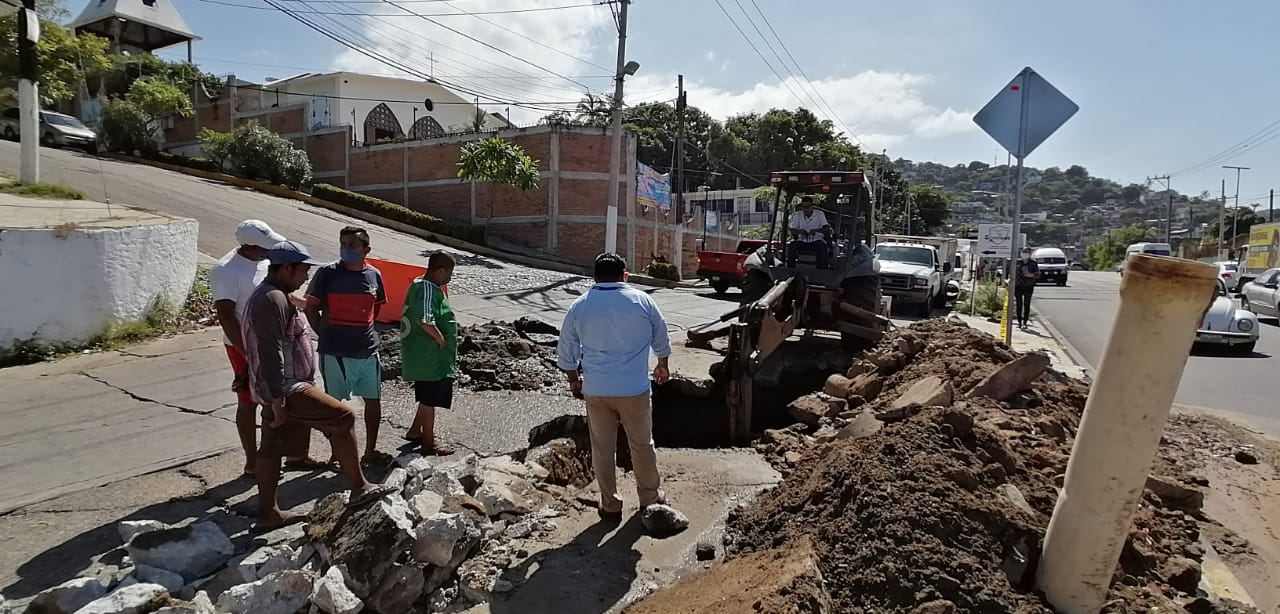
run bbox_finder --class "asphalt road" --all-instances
[1033,271,1280,437]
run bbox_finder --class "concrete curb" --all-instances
[1033,310,1094,376]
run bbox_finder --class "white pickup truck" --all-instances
[873,235,958,317]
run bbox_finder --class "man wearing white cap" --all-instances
[210,221,328,476]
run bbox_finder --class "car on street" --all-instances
[1217,261,1241,293]
[1,107,98,153]
[1032,247,1069,286]
[1196,278,1258,353]
[1241,267,1280,320]
[1119,242,1172,276]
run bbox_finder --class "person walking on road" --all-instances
[1014,247,1039,329]
[243,240,396,531]
[210,220,327,477]
[556,253,672,521]
[400,251,458,456]
[304,226,387,463]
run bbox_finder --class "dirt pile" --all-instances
[380,317,566,392]
[715,318,1258,613]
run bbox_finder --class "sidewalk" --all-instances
[952,313,1088,379]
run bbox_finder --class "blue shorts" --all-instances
[320,354,381,400]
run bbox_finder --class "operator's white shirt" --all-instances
[790,209,828,243]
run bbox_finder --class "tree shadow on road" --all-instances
[3,467,351,599]
[489,516,645,614]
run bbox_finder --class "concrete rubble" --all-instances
[26,577,108,614]
[74,583,169,614]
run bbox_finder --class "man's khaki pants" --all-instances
[585,392,662,513]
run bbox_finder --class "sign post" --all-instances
[974,67,1078,344]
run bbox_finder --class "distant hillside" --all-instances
[896,160,1130,215]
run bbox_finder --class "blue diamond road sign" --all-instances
[973,67,1078,159]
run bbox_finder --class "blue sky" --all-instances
[116,0,1280,203]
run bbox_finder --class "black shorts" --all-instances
[414,378,454,408]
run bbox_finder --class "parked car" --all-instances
[1241,267,1280,319]
[696,239,772,294]
[0,108,98,153]
[1119,242,1172,275]
[1216,261,1241,293]
[1197,278,1258,354]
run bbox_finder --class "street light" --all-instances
[602,0,636,255]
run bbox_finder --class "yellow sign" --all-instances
[1246,223,1280,271]
[999,288,1010,345]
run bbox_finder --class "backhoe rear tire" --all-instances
[740,271,772,305]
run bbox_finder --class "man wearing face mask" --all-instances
[1014,247,1039,329]
[304,226,387,462]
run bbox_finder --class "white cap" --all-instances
[235,220,286,249]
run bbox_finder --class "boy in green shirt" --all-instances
[400,251,458,456]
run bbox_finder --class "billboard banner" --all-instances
[636,161,672,212]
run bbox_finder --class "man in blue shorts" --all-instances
[305,226,386,462]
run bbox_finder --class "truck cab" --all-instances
[873,240,952,316]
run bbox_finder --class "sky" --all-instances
[99,0,1280,205]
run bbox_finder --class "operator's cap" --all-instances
[266,240,324,266]
[235,219,286,249]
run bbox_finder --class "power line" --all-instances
[156,51,611,81]
[729,1,831,136]
[435,0,613,72]
[1170,118,1280,178]
[711,0,811,121]
[232,82,580,106]
[192,0,600,16]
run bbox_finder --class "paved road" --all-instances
[1034,271,1280,437]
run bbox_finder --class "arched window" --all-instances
[363,103,403,143]
[410,116,445,139]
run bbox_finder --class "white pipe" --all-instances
[1036,254,1218,613]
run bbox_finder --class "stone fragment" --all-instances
[27,577,108,614]
[408,491,445,520]
[1145,475,1205,512]
[124,522,234,582]
[132,565,184,593]
[475,482,529,517]
[215,570,316,614]
[412,513,477,568]
[867,351,906,374]
[237,545,298,583]
[695,540,717,561]
[381,468,409,492]
[996,484,1037,518]
[837,411,883,440]
[311,566,363,614]
[965,352,1050,402]
[1234,450,1259,465]
[422,472,466,498]
[890,376,954,410]
[786,394,829,427]
[436,454,482,495]
[314,494,417,599]
[74,583,169,614]
[911,600,957,614]
[367,565,424,614]
[118,521,167,545]
[640,504,689,538]
[152,591,215,614]
[1160,556,1201,593]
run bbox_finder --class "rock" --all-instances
[996,484,1037,518]
[394,452,424,468]
[1234,449,1259,465]
[911,600,957,614]
[823,373,883,402]
[237,545,297,583]
[475,482,530,517]
[890,376,954,410]
[422,471,466,498]
[152,591,215,614]
[133,565,184,593]
[783,451,803,465]
[118,521,167,545]
[965,352,1051,402]
[216,570,315,614]
[368,565,425,614]
[380,468,409,492]
[27,577,108,614]
[408,491,445,520]
[640,504,689,538]
[695,541,717,561]
[812,426,839,444]
[837,411,883,440]
[513,315,559,336]
[412,513,479,568]
[1145,475,1206,512]
[125,522,234,583]
[313,493,417,599]
[1160,556,1201,593]
[436,454,483,495]
[441,494,491,527]
[867,351,907,374]
[786,394,829,426]
[74,583,169,614]
[311,566,363,614]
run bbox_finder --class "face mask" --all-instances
[340,247,364,265]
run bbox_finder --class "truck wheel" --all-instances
[711,281,731,295]
[916,296,933,318]
[931,288,948,308]
[1057,279,1066,287]
[740,271,772,304]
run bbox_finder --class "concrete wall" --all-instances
[0,220,199,348]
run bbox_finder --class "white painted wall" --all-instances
[0,220,199,349]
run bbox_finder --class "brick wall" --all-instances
[407,184,470,222]
[306,129,349,174]
[164,100,232,144]
[489,223,548,250]
[235,106,305,134]
[350,148,404,186]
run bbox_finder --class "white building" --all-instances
[253,72,511,145]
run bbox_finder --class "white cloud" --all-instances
[913,107,974,138]
[705,50,716,62]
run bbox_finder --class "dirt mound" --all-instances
[723,317,1257,613]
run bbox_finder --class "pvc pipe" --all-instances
[1037,254,1218,613]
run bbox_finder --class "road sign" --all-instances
[977,224,1015,258]
[973,67,1078,159]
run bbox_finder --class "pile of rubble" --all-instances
[380,317,566,393]
[634,318,1258,613]
[15,453,571,614]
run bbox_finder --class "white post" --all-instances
[1036,254,1218,613]
[603,0,630,254]
[18,79,39,184]
[1003,69,1030,344]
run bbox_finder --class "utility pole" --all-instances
[675,74,686,222]
[1270,189,1274,223]
[1147,175,1172,243]
[1219,179,1227,260]
[1224,165,1249,258]
[603,0,631,254]
[18,0,40,184]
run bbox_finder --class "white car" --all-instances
[1197,279,1258,353]
[1241,267,1280,319]
[1216,261,1239,293]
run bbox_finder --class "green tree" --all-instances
[1085,225,1153,270]
[101,77,192,154]
[905,184,952,235]
[1065,164,1089,179]
[457,136,540,224]
[200,122,311,188]
[1207,207,1265,244]
[0,12,112,105]
[97,54,220,100]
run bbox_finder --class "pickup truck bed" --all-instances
[698,239,770,294]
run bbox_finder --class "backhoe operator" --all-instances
[787,196,832,269]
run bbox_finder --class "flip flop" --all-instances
[251,512,309,535]
[423,442,455,456]
[346,483,400,509]
[283,458,337,472]
[401,433,420,442]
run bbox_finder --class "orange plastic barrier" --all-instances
[368,258,446,323]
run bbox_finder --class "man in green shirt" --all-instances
[400,251,457,456]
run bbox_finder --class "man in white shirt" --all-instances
[787,197,831,268]
[210,220,325,476]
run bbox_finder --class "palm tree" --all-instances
[574,93,611,125]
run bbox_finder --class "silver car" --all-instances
[1,108,98,153]
[1198,279,1259,353]
[1241,268,1280,319]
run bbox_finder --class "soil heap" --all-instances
[381,316,567,392]
[647,318,1256,613]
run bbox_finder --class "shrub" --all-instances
[310,183,487,246]
[959,280,1005,318]
[644,261,681,282]
[198,127,233,171]
[101,99,156,155]
[200,122,312,189]
[147,150,222,173]
[0,181,85,199]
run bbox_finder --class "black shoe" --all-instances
[597,508,623,522]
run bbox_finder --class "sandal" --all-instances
[283,458,337,472]
[251,511,309,535]
[347,483,400,509]
[423,441,455,456]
